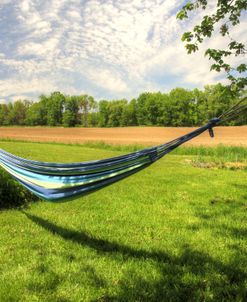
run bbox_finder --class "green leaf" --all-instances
[185,44,199,54]
[236,64,247,73]
[181,32,194,42]
[220,24,229,36]
[176,10,187,20]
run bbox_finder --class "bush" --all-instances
[0,169,38,209]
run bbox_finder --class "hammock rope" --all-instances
[217,96,247,123]
[0,98,246,202]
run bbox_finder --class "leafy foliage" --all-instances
[0,169,38,209]
[0,85,246,127]
[62,96,80,127]
[177,0,247,91]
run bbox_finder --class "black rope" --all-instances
[217,96,247,123]
[217,97,246,119]
[220,104,247,121]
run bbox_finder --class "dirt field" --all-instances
[0,126,246,146]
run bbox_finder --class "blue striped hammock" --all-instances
[0,118,221,202]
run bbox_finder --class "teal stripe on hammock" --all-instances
[0,155,151,189]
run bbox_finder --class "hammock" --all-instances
[0,97,246,202]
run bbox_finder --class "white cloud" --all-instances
[0,0,13,5]
[0,78,55,97]
[11,95,31,101]
[19,0,31,13]
[87,68,129,93]
[0,0,246,100]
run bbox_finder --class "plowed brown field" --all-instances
[0,126,246,146]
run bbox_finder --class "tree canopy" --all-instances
[177,0,247,91]
[0,84,246,128]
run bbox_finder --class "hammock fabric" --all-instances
[0,97,246,202]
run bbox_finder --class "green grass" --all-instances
[0,141,246,301]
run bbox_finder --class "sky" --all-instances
[0,0,246,103]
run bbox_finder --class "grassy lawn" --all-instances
[0,141,246,302]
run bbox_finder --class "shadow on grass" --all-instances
[23,212,170,262]
[190,194,247,242]
[234,184,247,201]
[24,212,247,302]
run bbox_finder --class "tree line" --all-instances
[0,84,246,127]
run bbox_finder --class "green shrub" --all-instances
[0,169,38,209]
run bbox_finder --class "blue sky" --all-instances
[0,0,246,103]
